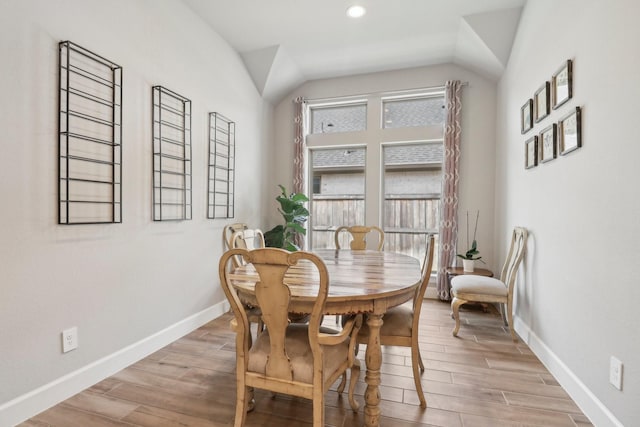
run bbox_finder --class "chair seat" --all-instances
[344,304,414,338]
[248,324,348,384]
[451,275,507,297]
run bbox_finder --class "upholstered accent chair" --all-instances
[219,248,363,427]
[451,227,528,342]
[334,225,385,251]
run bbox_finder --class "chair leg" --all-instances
[313,394,325,427]
[337,372,347,394]
[506,300,518,342]
[500,303,508,326]
[411,342,427,408]
[234,380,249,427]
[451,296,466,337]
[348,359,361,412]
[417,348,425,373]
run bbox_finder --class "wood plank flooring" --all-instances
[20,299,592,427]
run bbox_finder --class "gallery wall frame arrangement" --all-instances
[558,106,582,155]
[523,58,579,170]
[539,123,557,163]
[552,59,573,109]
[534,81,550,123]
[152,85,192,221]
[58,40,122,225]
[521,99,533,134]
[207,112,236,219]
[525,135,538,169]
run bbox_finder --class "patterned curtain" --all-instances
[437,80,462,300]
[292,96,307,249]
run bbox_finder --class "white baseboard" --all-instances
[514,316,624,427]
[0,300,230,427]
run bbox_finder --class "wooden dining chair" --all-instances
[346,234,435,408]
[230,228,266,267]
[451,227,528,342]
[223,222,248,250]
[219,248,363,427]
[224,225,266,336]
[334,225,385,251]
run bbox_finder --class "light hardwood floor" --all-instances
[20,299,592,427]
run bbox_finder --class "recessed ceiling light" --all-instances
[346,5,366,18]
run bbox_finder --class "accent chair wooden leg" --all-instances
[451,297,466,337]
[506,300,518,342]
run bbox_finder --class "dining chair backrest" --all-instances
[219,247,363,425]
[500,227,528,295]
[219,248,329,380]
[334,225,384,251]
[230,228,265,267]
[223,222,248,250]
[413,234,435,320]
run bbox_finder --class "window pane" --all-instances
[310,103,366,134]
[310,147,365,249]
[383,143,442,271]
[383,96,445,129]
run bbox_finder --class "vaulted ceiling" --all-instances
[183,0,526,103]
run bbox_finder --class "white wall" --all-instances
[0,0,271,423]
[497,1,639,425]
[273,64,498,264]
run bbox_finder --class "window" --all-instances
[310,103,366,134]
[309,147,365,249]
[305,89,445,274]
[383,142,442,270]
[382,95,445,128]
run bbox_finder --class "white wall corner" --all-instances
[0,300,230,427]
[514,316,625,427]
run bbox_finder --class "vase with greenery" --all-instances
[264,185,309,251]
[456,210,485,271]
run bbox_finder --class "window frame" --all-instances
[305,88,445,265]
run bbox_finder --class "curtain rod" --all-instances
[302,81,468,104]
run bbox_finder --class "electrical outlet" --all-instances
[62,327,78,353]
[609,356,623,390]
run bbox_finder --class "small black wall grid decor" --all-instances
[152,86,192,221]
[207,112,236,219]
[58,41,122,224]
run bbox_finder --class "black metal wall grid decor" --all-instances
[207,112,236,219]
[58,41,122,224]
[152,86,192,221]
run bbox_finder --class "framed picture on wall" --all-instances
[525,135,538,169]
[521,99,533,134]
[559,107,582,155]
[534,82,550,122]
[539,124,557,163]
[552,59,573,109]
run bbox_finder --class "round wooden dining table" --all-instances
[228,249,423,427]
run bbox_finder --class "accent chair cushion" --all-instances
[247,324,348,384]
[451,275,507,297]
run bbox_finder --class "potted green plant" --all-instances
[456,210,485,272]
[264,185,309,251]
